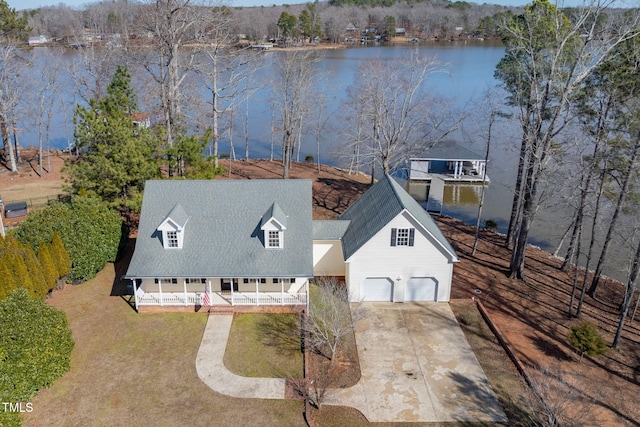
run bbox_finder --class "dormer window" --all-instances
[166,231,179,248]
[267,230,282,248]
[157,204,189,250]
[260,202,287,249]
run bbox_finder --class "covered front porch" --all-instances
[130,277,309,311]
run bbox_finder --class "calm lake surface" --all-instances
[17,42,631,281]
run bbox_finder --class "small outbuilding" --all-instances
[409,141,488,183]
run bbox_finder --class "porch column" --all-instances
[159,280,163,306]
[305,280,309,310]
[133,280,139,312]
[281,279,284,306]
[230,279,234,306]
[256,279,260,306]
[183,279,188,306]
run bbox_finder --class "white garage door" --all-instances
[406,277,437,302]
[360,277,393,301]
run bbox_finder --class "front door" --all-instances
[220,278,238,293]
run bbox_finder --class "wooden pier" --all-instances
[426,176,445,215]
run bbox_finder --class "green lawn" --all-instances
[22,262,305,427]
[224,313,303,378]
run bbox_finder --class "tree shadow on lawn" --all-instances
[256,313,304,353]
[528,333,573,362]
[110,237,136,311]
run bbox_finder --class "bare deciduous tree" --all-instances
[32,51,62,175]
[343,51,459,175]
[194,7,262,168]
[137,0,211,148]
[0,45,25,172]
[272,50,319,178]
[303,277,358,364]
[529,364,597,427]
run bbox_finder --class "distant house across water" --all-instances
[28,35,48,46]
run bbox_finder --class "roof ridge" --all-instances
[384,174,406,208]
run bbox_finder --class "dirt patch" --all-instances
[218,159,371,220]
[0,149,67,199]
[438,216,640,427]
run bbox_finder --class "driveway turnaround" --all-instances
[323,302,508,423]
[196,315,286,399]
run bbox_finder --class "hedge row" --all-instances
[12,196,125,282]
[0,232,71,300]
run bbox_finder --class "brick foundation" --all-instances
[136,304,305,315]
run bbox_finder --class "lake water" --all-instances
[14,42,631,281]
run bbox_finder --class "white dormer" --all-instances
[157,204,189,249]
[260,203,287,249]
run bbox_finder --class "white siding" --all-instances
[409,160,430,180]
[346,210,454,302]
[313,240,346,276]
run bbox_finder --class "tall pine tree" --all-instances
[66,65,161,210]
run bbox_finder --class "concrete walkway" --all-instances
[196,306,507,423]
[195,315,286,399]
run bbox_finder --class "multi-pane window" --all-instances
[154,278,177,284]
[396,228,410,246]
[272,278,296,284]
[166,231,179,248]
[391,228,415,247]
[267,230,281,248]
[187,278,206,284]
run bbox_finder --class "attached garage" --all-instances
[405,277,438,302]
[360,277,393,301]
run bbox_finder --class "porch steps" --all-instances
[208,306,235,316]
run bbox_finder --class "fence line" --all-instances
[3,193,70,210]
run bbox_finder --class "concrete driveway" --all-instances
[323,302,507,423]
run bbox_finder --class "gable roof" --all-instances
[126,179,313,279]
[411,141,483,161]
[261,202,287,230]
[339,174,458,261]
[158,203,189,230]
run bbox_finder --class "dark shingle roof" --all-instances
[126,179,313,279]
[411,141,483,161]
[339,175,457,261]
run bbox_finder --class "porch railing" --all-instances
[135,291,306,306]
[225,292,307,306]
